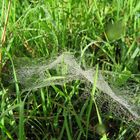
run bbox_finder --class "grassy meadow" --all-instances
[0,0,140,139]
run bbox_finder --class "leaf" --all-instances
[105,19,126,42]
[116,68,131,86]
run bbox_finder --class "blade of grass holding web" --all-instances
[6,51,25,140]
[85,88,93,139]
[91,64,107,140]
[86,64,107,140]
[6,50,20,103]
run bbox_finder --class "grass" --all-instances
[0,0,140,139]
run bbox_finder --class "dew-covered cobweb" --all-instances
[14,52,140,125]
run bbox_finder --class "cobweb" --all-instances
[14,52,140,124]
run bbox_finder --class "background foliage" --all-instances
[0,0,140,139]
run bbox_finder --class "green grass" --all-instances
[0,0,140,139]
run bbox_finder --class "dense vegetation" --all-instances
[0,0,140,139]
